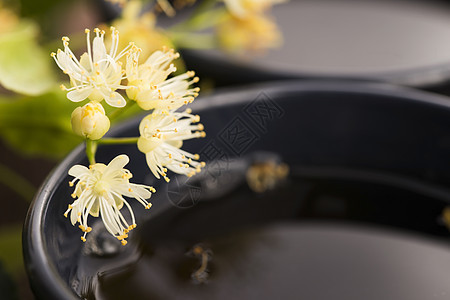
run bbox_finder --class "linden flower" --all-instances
[65,154,155,245]
[126,46,200,112]
[137,109,206,182]
[223,0,287,18]
[217,14,282,54]
[51,27,131,108]
[71,102,110,140]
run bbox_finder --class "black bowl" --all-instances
[23,81,450,299]
[182,0,450,94]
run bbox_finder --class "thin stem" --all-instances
[108,100,136,122]
[0,163,36,203]
[86,139,97,165]
[97,137,139,145]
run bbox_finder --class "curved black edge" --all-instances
[23,144,86,300]
[180,48,450,94]
[22,80,450,299]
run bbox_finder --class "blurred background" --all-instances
[2,0,450,298]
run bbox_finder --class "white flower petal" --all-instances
[93,36,107,63]
[79,52,92,72]
[68,165,89,178]
[106,154,129,172]
[104,92,126,108]
[67,88,93,102]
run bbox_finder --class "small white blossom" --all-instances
[126,46,200,112]
[137,109,206,182]
[65,154,155,245]
[71,102,110,140]
[51,27,132,108]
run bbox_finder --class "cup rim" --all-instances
[22,80,450,299]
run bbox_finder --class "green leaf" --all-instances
[0,21,56,96]
[0,90,83,159]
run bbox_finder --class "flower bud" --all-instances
[71,102,110,140]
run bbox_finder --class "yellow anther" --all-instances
[71,193,76,198]
[145,203,152,209]
[79,225,85,231]
[193,77,200,83]
[50,52,56,57]
[185,108,192,114]
[128,188,133,192]
[85,29,90,34]
[194,154,200,160]
[77,212,81,216]
[69,181,74,187]
[200,162,206,167]
[64,213,68,218]
[86,227,92,233]
[198,124,204,130]
[60,84,67,91]
[81,236,86,242]
[121,240,127,246]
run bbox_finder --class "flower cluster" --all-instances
[54,27,205,244]
[218,0,286,54]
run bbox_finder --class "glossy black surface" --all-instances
[23,81,450,299]
[182,0,450,94]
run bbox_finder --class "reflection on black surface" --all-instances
[77,168,450,300]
